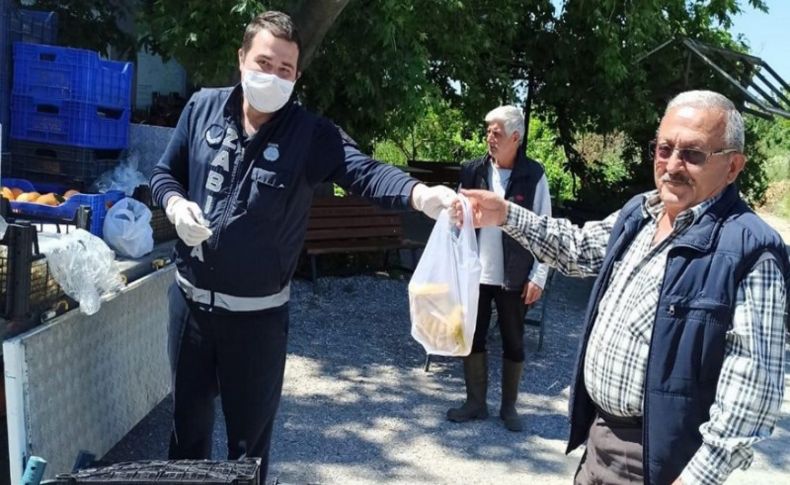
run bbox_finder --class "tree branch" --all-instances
[292,0,351,71]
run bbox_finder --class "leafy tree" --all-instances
[139,0,349,85]
[24,0,136,57]
[138,0,775,205]
[373,95,485,165]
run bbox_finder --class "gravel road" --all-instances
[105,272,790,484]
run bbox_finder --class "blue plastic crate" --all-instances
[12,42,132,109]
[2,177,125,237]
[11,94,130,149]
[1,0,10,146]
[2,8,58,145]
[10,9,57,44]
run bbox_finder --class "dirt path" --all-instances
[757,210,790,243]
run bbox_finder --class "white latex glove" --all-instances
[411,183,458,220]
[165,196,213,247]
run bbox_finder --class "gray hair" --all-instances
[665,90,744,152]
[485,105,525,142]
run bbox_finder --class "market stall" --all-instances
[0,4,180,482]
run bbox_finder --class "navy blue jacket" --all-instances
[150,86,417,300]
[459,150,544,290]
[566,184,790,485]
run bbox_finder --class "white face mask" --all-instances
[241,69,295,113]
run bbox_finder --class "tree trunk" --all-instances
[556,112,584,198]
[291,0,351,71]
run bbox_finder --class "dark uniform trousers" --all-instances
[472,283,527,362]
[167,283,289,475]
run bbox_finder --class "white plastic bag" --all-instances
[103,197,154,258]
[41,229,125,315]
[408,195,481,356]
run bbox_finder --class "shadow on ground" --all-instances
[104,274,593,484]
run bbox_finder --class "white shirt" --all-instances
[478,163,510,285]
[478,162,551,288]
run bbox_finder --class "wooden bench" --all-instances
[406,160,461,187]
[304,196,424,282]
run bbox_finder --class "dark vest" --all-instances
[459,150,545,290]
[566,184,790,485]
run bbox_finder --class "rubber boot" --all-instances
[447,352,489,422]
[500,358,524,432]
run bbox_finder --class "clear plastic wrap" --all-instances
[408,195,481,356]
[41,229,125,315]
[90,151,148,196]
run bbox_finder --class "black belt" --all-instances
[594,403,642,427]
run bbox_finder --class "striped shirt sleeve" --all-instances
[149,95,194,208]
[680,254,787,485]
[501,202,619,278]
[527,174,552,289]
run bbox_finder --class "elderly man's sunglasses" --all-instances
[649,140,738,166]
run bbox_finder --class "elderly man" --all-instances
[447,105,551,432]
[454,90,788,485]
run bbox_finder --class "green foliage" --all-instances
[372,96,486,164]
[529,0,770,201]
[139,0,294,86]
[750,117,790,183]
[138,0,776,209]
[525,118,574,202]
[299,0,528,149]
[26,0,136,57]
[739,118,769,205]
[777,191,790,219]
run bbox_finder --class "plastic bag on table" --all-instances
[41,229,125,315]
[90,151,148,196]
[103,197,154,258]
[408,195,481,356]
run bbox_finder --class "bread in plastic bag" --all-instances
[41,229,125,315]
[103,197,154,258]
[408,195,481,356]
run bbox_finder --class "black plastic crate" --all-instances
[9,8,58,44]
[54,459,261,485]
[0,242,65,319]
[150,207,177,243]
[9,139,121,186]
[0,220,69,333]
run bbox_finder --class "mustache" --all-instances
[660,174,690,185]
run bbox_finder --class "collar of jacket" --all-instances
[628,183,742,254]
[674,183,743,252]
[474,144,534,182]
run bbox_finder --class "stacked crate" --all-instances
[9,41,133,186]
[1,4,58,153]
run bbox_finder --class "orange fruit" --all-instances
[37,193,65,206]
[63,189,80,200]
[15,192,41,203]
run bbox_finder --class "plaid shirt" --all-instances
[502,190,787,485]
